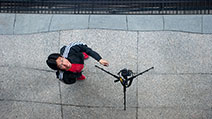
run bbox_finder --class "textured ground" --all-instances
[0,29,211,119]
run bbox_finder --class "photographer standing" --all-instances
[46,41,109,84]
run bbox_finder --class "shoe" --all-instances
[77,75,86,80]
[83,52,89,59]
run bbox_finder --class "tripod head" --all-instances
[116,68,134,88]
[118,68,133,79]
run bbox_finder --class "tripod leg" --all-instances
[124,86,126,110]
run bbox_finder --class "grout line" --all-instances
[147,72,212,75]
[201,15,204,33]
[88,15,91,29]
[126,15,129,30]
[1,65,212,75]
[48,15,54,32]
[58,81,64,119]
[162,15,165,31]
[13,14,16,35]
[1,98,210,111]
[0,65,54,72]
[0,98,123,109]
[58,30,61,51]
[136,31,139,119]
[2,28,212,36]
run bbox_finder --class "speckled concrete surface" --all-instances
[0,29,211,119]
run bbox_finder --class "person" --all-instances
[46,41,109,84]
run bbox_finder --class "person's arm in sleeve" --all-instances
[78,44,109,66]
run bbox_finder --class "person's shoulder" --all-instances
[60,46,66,54]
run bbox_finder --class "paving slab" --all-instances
[138,31,212,73]
[0,13,15,35]
[0,32,59,69]
[0,101,61,119]
[0,67,60,103]
[89,15,127,30]
[14,14,52,34]
[50,15,89,31]
[128,15,163,31]
[63,106,136,119]
[138,108,212,119]
[137,73,212,119]
[60,30,137,73]
[137,74,212,109]
[203,15,212,34]
[164,15,202,33]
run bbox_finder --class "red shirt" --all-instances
[67,64,84,73]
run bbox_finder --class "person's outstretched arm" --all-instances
[78,44,109,66]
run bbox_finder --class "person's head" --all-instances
[46,53,72,71]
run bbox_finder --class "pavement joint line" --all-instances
[136,31,139,119]
[48,15,54,32]
[0,98,130,110]
[137,106,212,110]
[162,15,165,31]
[12,14,16,35]
[59,72,211,75]
[126,15,129,31]
[88,15,91,29]
[1,29,212,36]
[1,98,211,110]
[201,15,204,33]
[0,65,54,73]
[0,98,62,106]
[96,72,212,76]
[148,73,212,75]
[1,66,212,75]
[58,81,64,119]
[58,30,61,51]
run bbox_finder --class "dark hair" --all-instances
[46,53,61,70]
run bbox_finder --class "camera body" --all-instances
[118,68,133,80]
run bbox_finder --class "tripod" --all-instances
[95,65,154,110]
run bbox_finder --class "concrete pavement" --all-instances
[0,13,212,119]
[1,14,212,35]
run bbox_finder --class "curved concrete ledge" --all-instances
[0,13,212,35]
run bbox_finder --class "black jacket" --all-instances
[56,44,102,84]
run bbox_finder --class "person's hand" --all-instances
[99,59,109,66]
